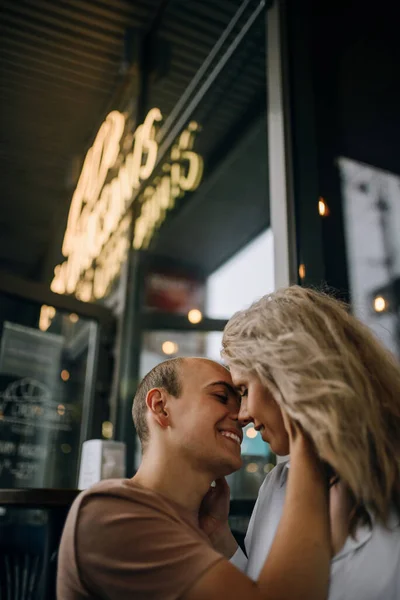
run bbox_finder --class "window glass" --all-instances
[0,293,99,489]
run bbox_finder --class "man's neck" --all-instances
[132,449,213,517]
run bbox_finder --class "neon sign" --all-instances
[51,108,203,302]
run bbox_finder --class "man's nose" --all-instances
[237,397,252,427]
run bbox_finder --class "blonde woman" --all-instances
[216,286,400,600]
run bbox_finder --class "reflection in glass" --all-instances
[140,330,223,378]
[206,229,274,320]
[0,294,99,489]
[227,423,276,501]
[339,157,400,356]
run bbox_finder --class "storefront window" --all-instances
[47,1,274,493]
[126,1,273,494]
[287,2,400,359]
[206,228,274,320]
[136,0,270,318]
[338,158,400,356]
[140,330,222,376]
[120,1,273,495]
[0,293,101,489]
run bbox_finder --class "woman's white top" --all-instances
[231,461,400,600]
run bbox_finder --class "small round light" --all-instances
[246,462,259,474]
[61,370,70,382]
[298,264,306,279]
[374,296,386,313]
[246,426,257,439]
[188,309,203,324]
[264,463,275,474]
[162,341,178,355]
[57,404,65,416]
[102,421,114,439]
[318,197,329,217]
[69,313,79,323]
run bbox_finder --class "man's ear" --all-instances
[146,388,169,428]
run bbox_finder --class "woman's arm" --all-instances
[256,428,331,600]
[184,427,331,600]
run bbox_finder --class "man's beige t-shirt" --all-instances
[57,479,223,600]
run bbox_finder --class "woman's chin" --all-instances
[268,437,290,457]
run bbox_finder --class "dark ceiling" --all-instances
[0,0,160,279]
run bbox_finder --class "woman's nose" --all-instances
[238,397,252,427]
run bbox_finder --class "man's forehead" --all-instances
[182,357,232,383]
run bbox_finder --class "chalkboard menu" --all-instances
[0,322,72,489]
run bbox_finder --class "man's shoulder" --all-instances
[61,480,140,542]
[75,478,175,518]
[58,480,139,598]
[70,479,138,513]
[79,478,139,501]
[60,478,189,573]
[59,481,222,600]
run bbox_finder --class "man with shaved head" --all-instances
[57,357,331,600]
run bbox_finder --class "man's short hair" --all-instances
[132,358,184,450]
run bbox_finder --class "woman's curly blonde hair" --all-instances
[222,285,400,527]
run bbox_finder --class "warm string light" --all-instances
[246,426,257,439]
[374,296,386,313]
[264,463,274,474]
[60,370,70,382]
[318,197,329,217]
[298,264,306,279]
[246,463,258,473]
[39,305,55,331]
[162,341,179,355]
[102,421,114,439]
[188,309,203,324]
